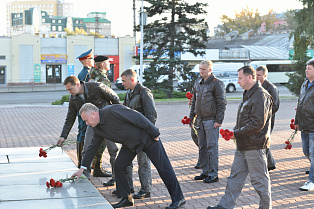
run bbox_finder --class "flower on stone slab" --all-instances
[39,139,77,158]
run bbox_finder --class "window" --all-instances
[52,20,55,23]
[42,19,45,23]
[58,20,61,23]
[58,26,62,31]
[0,56,5,60]
[52,26,56,31]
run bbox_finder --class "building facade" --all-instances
[0,34,135,85]
[6,0,73,37]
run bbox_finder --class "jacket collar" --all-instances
[128,82,142,96]
[198,73,215,84]
[98,109,106,125]
[243,81,260,99]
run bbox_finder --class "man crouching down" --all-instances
[72,103,186,209]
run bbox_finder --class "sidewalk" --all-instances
[0,147,112,209]
[1,100,314,208]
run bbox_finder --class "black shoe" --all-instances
[207,205,226,209]
[111,197,134,208]
[194,163,202,169]
[103,178,115,186]
[306,170,310,174]
[165,198,186,209]
[133,191,150,199]
[268,166,276,171]
[112,189,134,195]
[194,174,208,180]
[93,169,112,177]
[204,176,219,183]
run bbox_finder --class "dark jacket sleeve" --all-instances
[60,97,78,139]
[81,130,104,169]
[189,83,197,120]
[112,105,160,139]
[214,80,227,124]
[141,88,157,124]
[97,83,120,104]
[234,95,271,139]
[268,84,280,114]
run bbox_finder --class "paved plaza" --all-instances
[1,99,314,208]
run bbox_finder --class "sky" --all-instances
[0,0,305,38]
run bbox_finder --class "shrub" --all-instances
[52,94,70,105]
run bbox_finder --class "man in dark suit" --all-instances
[71,103,186,209]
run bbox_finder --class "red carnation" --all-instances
[291,119,295,123]
[186,92,193,100]
[50,178,56,187]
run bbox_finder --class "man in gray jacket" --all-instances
[208,65,273,209]
[256,65,280,171]
[120,69,156,199]
[190,60,227,183]
[295,59,314,191]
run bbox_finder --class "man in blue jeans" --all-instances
[295,58,314,191]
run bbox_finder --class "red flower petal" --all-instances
[184,116,187,119]
[291,119,295,123]
[46,182,50,188]
[50,178,56,187]
[220,129,225,134]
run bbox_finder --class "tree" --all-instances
[262,9,277,32]
[141,0,209,97]
[219,6,262,34]
[286,1,314,96]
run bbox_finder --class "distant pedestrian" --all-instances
[207,65,273,209]
[190,60,227,184]
[295,59,314,191]
[256,65,280,171]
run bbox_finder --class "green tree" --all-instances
[286,1,314,96]
[141,0,209,97]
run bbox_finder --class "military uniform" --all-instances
[76,49,92,168]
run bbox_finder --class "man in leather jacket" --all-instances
[57,75,120,176]
[190,60,227,184]
[256,66,280,171]
[208,65,273,209]
[120,69,157,199]
[295,59,314,191]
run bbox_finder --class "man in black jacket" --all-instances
[208,66,273,209]
[256,65,280,171]
[120,69,156,199]
[190,60,227,184]
[295,59,314,191]
[57,75,120,177]
[72,103,185,209]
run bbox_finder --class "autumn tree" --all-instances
[219,6,262,34]
[262,9,277,32]
[286,1,314,95]
[141,0,209,97]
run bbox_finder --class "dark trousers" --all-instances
[114,140,184,202]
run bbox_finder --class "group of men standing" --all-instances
[57,48,314,209]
